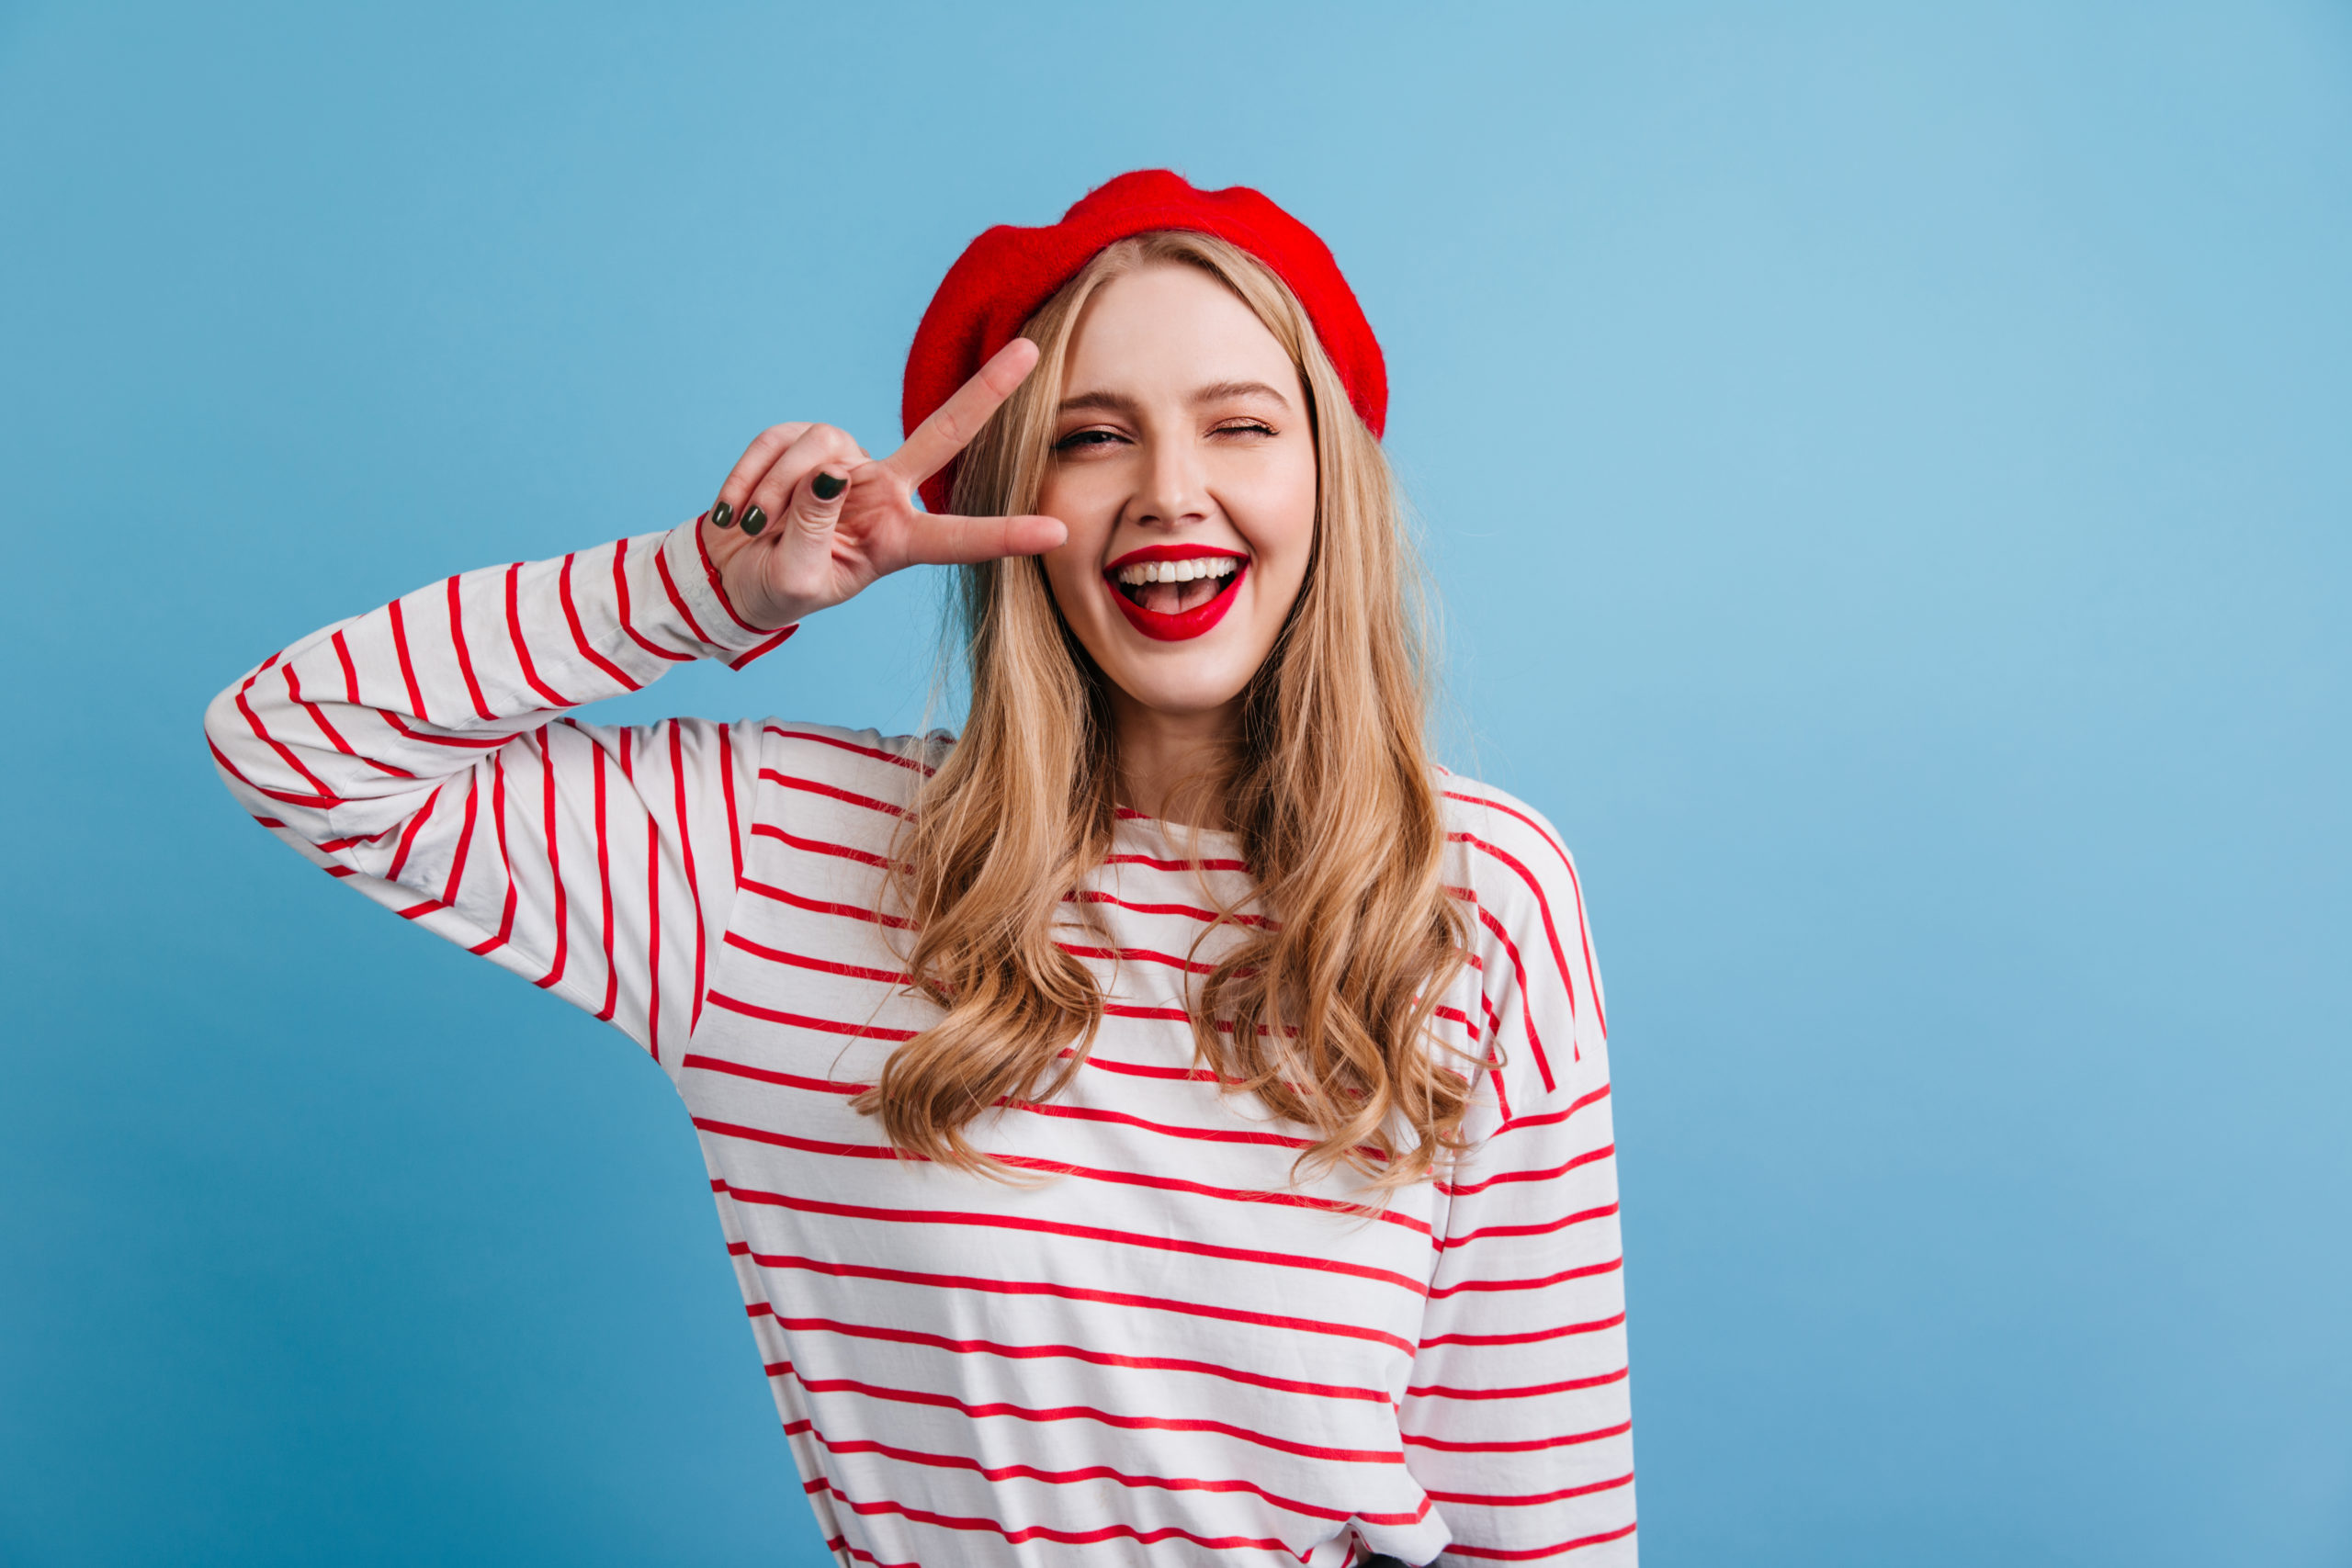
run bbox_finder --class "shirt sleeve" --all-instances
[1404,794,1636,1564]
[202,518,793,1066]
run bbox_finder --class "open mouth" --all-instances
[1102,547,1250,642]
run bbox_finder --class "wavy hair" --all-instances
[855,231,1475,1190]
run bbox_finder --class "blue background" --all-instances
[3,3,2346,1563]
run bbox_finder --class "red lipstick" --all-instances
[1102,544,1250,643]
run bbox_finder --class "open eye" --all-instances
[1054,427,1130,454]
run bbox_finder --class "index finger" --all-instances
[879,337,1042,491]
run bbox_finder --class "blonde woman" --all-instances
[205,171,1633,1566]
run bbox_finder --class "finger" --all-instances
[775,445,858,547]
[710,422,814,528]
[879,337,1041,492]
[740,424,863,538]
[902,511,1069,567]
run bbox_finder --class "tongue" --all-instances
[1135,578,1222,615]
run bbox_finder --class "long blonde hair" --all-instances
[857,231,1475,1190]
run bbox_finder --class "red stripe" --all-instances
[723,931,908,986]
[763,723,934,774]
[207,736,337,809]
[708,1222,1418,1355]
[375,706,510,750]
[1401,1418,1631,1454]
[1436,1200,1618,1251]
[1072,888,1273,928]
[653,540,716,647]
[1446,788,1607,1037]
[741,876,915,931]
[1493,1084,1612,1143]
[1426,1254,1623,1300]
[1464,894,1555,1091]
[612,536,694,664]
[722,625,795,670]
[1059,942,1222,976]
[1442,1142,1614,1201]
[794,1422,1426,1528]
[1446,1521,1638,1560]
[1407,1363,1629,1401]
[331,628,362,705]
[559,550,641,690]
[532,737,570,990]
[1103,851,1252,873]
[1419,1310,1626,1350]
[707,989,917,1042]
[752,821,897,872]
[232,684,337,802]
[284,664,414,778]
[684,1055,861,1097]
[385,784,441,882]
[762,1311,1392,1405]
[439,777,480,908]
[693,514,771,636]
[690,1097,1429,1235]
[1453,829,1583,1049]
[802,1475,1313,1555]
[668,724,707,1032]
[444,574,494,721]
[768,1362,1406,1467]
[1426,1470,1634,1509]
[386,598,430,723]
[593,746,618,1021]
[504,562,576,708]
[645,807,662,1063]
[718,727,742,888]
[722,1183,1425,1293]
[465,757,519,957]
[759,768,906,819]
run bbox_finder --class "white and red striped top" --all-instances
[204,519,1634,1566]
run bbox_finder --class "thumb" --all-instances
[783,465,851,544]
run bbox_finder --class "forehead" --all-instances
[1061,262,1298,394]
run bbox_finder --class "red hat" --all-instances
[902,169,1387,513]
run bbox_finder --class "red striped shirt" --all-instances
[202,521,1634,1566]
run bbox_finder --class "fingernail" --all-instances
[739,504,768,536]
[710,500,733,529]
[811,471,847,502]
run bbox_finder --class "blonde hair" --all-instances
[857,231,1475,1190]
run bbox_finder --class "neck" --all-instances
[1108,689,1241,829]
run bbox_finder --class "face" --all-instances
[1036,263,1318,728]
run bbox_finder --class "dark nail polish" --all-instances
[811,471,847,502]
[739,504,768,536]
[710,499,733,529]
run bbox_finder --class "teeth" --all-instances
[1114,556,1242,586]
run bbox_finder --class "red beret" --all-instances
[901,169,1387,513]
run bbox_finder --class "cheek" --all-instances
[1247,462,1320,609]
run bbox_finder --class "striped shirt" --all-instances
[203,519,1635,1566]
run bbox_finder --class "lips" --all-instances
[1102,544,1250,642]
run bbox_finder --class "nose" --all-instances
[1125,433,1211,533]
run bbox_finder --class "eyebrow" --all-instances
[1057,379,1294,416]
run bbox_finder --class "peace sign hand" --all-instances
[702,339,1066,632]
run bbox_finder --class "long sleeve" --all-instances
[1408,787,1635,1563]
[203,519,793,1066]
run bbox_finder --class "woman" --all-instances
[206,171,1633,1566]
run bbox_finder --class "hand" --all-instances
[701,339,1067,631]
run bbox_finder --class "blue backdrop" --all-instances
[3,4,2345,1563]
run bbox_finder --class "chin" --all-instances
[1096,653,1257,720]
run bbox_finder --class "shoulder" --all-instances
[751,720,952,818]
[1436,771,1595,938]
[1435,769,1610,1088]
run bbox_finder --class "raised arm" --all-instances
[204,344,1065,1064]
[1407,794,1635,1564]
